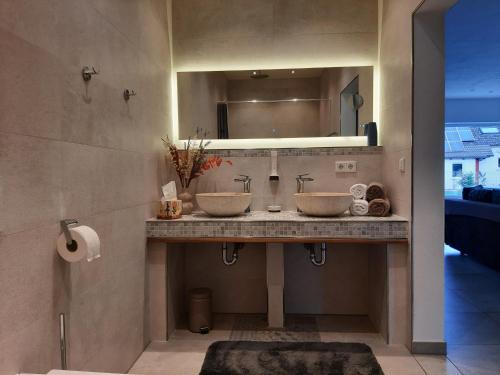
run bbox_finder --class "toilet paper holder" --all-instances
[60,219,79,251]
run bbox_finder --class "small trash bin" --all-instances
[189,288,212,333]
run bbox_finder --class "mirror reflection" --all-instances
[177,67,373,140]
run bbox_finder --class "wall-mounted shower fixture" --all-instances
[123,89,136,101]
[222,242,244,266]
[81,66,99,82]
[304,243,327,266]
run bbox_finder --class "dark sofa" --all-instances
[445,186,500,271]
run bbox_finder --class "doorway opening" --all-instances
[443,0,500,371]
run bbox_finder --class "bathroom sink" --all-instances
[295,192,353,217]
[196,192,252,216]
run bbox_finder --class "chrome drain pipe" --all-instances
[305,243,327,266]
[222,243,244,265]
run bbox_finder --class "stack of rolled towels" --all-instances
[349,182,391,217]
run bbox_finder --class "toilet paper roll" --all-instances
[57,225,101,263]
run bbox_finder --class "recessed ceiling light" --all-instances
[252,71,257,75]
[291,70,295,74]
[292,98,298,102]
[252,99,257,103]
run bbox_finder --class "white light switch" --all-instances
[335,161,357,173]
[399,157,406,173]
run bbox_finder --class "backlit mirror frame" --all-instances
[171,67,378,149]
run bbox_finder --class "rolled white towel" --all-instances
[349,183,368,200]
[350,199,369,216]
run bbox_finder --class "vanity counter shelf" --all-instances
[146,211,408,243]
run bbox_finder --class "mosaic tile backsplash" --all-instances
[146,211,408,240]
[205,146,382,158]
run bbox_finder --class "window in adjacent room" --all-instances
[452,163,463,177]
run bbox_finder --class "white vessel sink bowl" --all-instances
[295,192,353,217]
[196,192,252,217]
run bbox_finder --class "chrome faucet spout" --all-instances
[296,173,314,212]
[234,175,252,212]
[234,174,251,193]
[296,173,314,193]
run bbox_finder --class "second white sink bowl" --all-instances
[295,192,353,217]
[196,192,252,217]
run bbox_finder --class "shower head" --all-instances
[250,70,269,79]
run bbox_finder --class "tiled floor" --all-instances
[445,245,500,374]
[129,247,500,375]
[130,314,457,375]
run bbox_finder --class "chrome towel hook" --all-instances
[123,89,136,101]
[81,66,99,82]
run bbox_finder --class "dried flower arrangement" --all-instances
[161,136,232,188]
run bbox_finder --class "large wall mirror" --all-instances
[176,67,373,142]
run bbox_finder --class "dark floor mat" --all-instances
[200,340,384,375]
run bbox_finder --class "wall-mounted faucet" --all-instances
[296,173,314,212]
[234,174,251,213]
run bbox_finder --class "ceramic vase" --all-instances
[179,188,194,215]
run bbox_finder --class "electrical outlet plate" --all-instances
[335,161,357,173]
